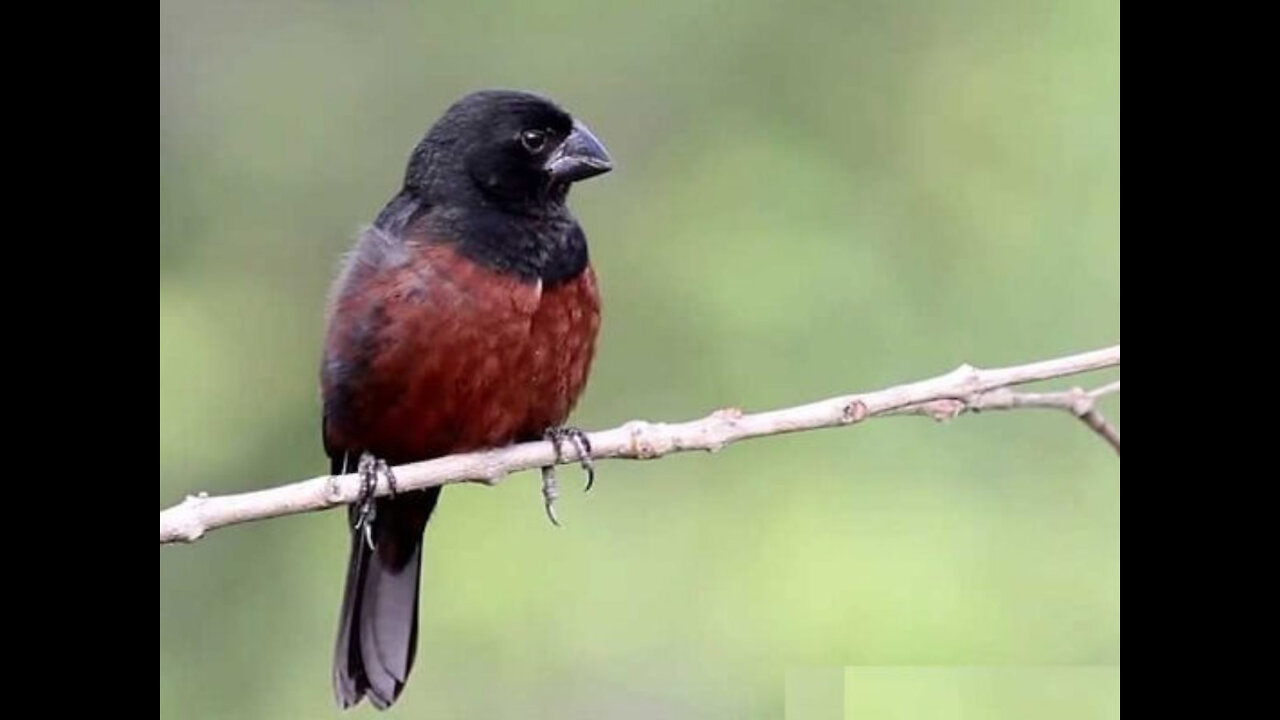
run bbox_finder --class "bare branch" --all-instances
[888,380,1120,453]
[160,345,1119,544]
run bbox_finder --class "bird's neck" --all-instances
[375,191,589,287]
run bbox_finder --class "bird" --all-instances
[320,89,613,710]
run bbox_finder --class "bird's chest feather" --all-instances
[323,242,600,461]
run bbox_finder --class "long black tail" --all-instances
[333,483,441,710]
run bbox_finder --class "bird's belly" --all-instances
[518,268,601,437]
[375,267,600,461]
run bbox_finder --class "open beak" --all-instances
[546,119,613,183]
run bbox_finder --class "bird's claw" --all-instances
[353,452,396,550]
[538,426,595,527]
[544,426,596,492]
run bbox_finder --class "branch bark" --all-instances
[160,344,1120,544]
[887,380,1120,453]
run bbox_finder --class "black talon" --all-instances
[566,431,595,492]
[540,426,596,526]
[544,426,596,492]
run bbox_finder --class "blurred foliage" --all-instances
[160,0,1119,717]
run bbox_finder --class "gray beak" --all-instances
[545,119,613,183]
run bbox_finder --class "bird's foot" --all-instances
[353,452,397,549]
[539,426,596,527]
[545,426,596,491]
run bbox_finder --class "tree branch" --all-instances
[887,380,1120,453]
[160,344,1119,544]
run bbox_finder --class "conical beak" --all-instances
[545,119,613,183]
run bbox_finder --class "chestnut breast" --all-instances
[322,240,601,463]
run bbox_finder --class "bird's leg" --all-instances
[353,452,381,550]
[540,465,562,527]
[544,426,596,492]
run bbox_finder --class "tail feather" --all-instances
[333,485,440,710]
[333,509,371,707]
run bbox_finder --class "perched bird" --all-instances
[320,90,612,709]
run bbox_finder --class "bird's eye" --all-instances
[520,129,547,153]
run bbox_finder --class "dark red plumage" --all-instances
[324,243,601,462]
[320,90,611,710]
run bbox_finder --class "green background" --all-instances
[159,1,1119,717]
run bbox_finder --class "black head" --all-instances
[403,90,612,211]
